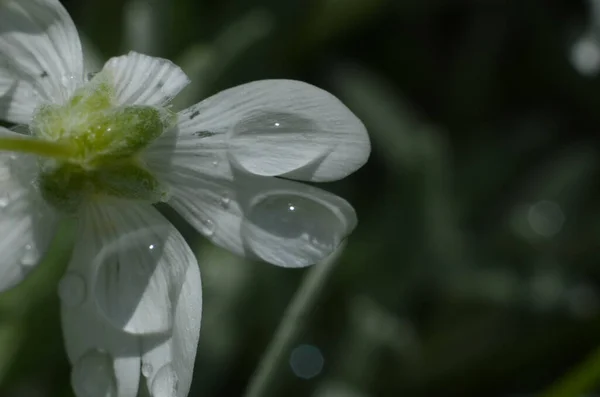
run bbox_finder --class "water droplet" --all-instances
[148,244,156,251]
[229,111,326,176]
[71,350,117,397]
[142,363,153,377]
[58,272,87,307]
[246,194,345,262]
[527,200,565,238]
[199,218,215,236]
[289,344,324,379]
[571,35,600,76]
[211,160,219,167]
[20,244,38,267]
[151,364,178,397]
[61,74,75,85]
[0,195,9,208]
[219,193,231,209]
[233,111,316,137]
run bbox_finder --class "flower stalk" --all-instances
[0,136,74,159]
[244,243,346,397]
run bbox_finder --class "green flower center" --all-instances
[24,73,175,213]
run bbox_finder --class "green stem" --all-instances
[244,244,346,397]
[541,343,600,397]
[0,136,73,159]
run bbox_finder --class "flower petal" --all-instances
[65,199,198,336]
[0,0,84,123]
[61,200,201,397]
[61,303,141,397]
[177,79,370,182]
[102,51,190,107]
[61,205,140,397]
[140,256,201,397]
[0,147,59,292]
[145,139,356,267]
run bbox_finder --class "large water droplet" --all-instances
[151,364,178,397]
[229,111,324,176]
[0,195,9,208]
[58,272,87,307]
[71,350,117,397]
[20,244,39,267]
[232,111,317,138]
[246,194,346,262]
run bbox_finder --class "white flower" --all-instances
[0,1,370,396]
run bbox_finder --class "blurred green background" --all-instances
[4,0,600,396]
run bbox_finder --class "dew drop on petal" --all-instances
[0,195,9,208]
[61,74,76,86]
[199,218,216,236]
[229,111,324,175]
[58,272,87,307]
[151,364,178,397]
[20,244,39,267]
[71,350,117,397]
[232,111,317,138]
[211,160,219,167]
[219,193,231,209]
[246,194,345,261]
[142,363,153,378]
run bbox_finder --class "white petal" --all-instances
[61,201,201,397]
[0,149,58,292]
[66,200,198,335]
[102,51,190,107]
[0,0,84,122]
[146,139,357,267]
[61,301,141,397]
[140,256,202,397]
[177,79,370,182]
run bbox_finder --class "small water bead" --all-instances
[61,74,76,85]
[199,218,216,236]
[151,364,178,397]
[20,244,39,267]
[71,350,117,397]
[219,193,231,209]
[58,272,87,307]
[142,363,154,378]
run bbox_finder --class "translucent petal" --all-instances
[0,146,59,292]
[140,256,202,397]
[102,51,190,107]
[177,80,370,182]
[0,0,84,123]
